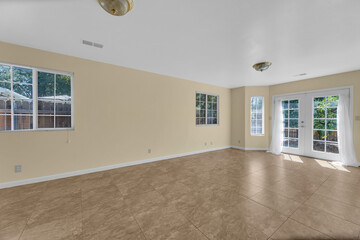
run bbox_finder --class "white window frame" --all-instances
[196,92,219,126]
[0,61,74,132]
[250,96,264,135]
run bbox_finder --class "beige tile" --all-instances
[291,205,360,239]
[231,199,287,237]
[316,184,360,208]
[115,177,155,196]
[124,190,168,214]
[133,204,189,240]
[271,219,331,240]
[251,190,301,216]
[266,180,317,203]
[305,193,360,225]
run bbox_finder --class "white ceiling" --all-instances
[0,0,360,88]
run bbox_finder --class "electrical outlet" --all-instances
[148,149,151,154]
[15,165,22,173]
[238,140,241,144]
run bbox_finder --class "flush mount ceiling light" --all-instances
[252,62,272,72]
[98,0,133,16]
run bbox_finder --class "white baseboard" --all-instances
[0,146,231,189]
[231,145,268,151]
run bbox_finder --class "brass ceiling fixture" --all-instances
[98,0,133,16]
[252,62,272,72]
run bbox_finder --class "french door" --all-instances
[278,89,346,161]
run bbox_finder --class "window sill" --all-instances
[251,134,265,136]
[0,128,75,133]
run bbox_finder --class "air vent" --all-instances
[82,40,103,49]
[93,42,103,49]
[294,73,307,77]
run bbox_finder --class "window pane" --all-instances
[314,108,325,118]
[251,97,257,111]
[289,139,298,148]
[0,65,11,82]
[14,99,33,114]
[13,67,32,84]
[326,143,339,154]
[200,110,205,117]
[251,120,256,128]
[13,83,32,99]
[0,98,11,114]
[0,81,11,92]
[326,96,339,107]
[251,128,256,134]
[38,100,54,115]
[251,113,256,120]
[56,74,71,98]
[55,101,71,115]
[326,120,337,130]
[282,101,288,109]
[283,139,289,147]
[200,94,206,102]
[212,103,217,110]
[289,129,298,138]
[283,128,288,137]
[282,110,288,119]
[38,72,55,98]
[289,110,298,118]
[313,141,325,152]
[196,109,200,117]
[256,113,262,120]
[314,119,325,129]
[289,100,298,109]
[283,119,288,128]
[313,130,325,140]
[14,115,33,130]
[56,116,71,128]
[327,131,337,142]
[207,117,213,125]
[314,97,325,108]
[289,119,298,128]
[256,120,262,128]
[327,108,337,119]
[256,128,262,134]
[0,115,11,131]
[38,116,54,128]
[256,98,263,111]
[196,93,200,101]
[213,118,218,124]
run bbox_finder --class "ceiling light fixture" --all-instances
[252,62,272,72]
[98,0,133,16]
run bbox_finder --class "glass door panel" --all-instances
[281,95,304,155]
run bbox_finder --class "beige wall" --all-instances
[0,41,231,183]
[231,86,269,149]
[269,71,360,161]
[231,87,245,148]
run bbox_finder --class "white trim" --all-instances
[231,145,268,151]
[0,146,231,189]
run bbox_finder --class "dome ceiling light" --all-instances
[98,0,133,16]
[252,62,272,72]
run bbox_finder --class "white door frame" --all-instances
[272,86,354,161]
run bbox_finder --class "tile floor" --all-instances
[1,149,360,240]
